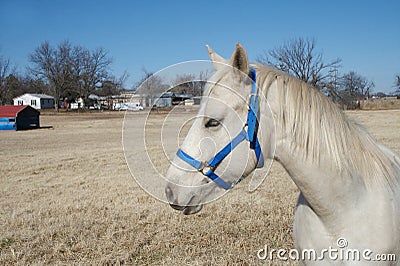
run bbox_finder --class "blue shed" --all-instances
[0,105,40,130]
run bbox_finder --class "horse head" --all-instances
[165,44,275,214]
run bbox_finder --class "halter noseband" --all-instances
[176,68,264,190]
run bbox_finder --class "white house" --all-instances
[13,93,55,109]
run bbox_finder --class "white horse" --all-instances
[165,44,400,265]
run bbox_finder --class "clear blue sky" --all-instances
[1,0,399,93]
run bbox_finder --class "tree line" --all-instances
[0,40,126,110]
[257,37,400,108]
[1,38,399,110]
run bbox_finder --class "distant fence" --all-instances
[360,97,400,110]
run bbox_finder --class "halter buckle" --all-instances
[198,162,214,176]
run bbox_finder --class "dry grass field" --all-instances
[1,109,399,265]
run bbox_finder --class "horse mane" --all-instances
[252,63,400,191]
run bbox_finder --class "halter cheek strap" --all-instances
[176,68,264,190]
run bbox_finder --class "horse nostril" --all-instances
[170,203,185,211]
[165,184,186,211]
[165,186,173,202]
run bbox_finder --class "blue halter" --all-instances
[176,68,264,190]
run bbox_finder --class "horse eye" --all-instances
[205,118,221,128]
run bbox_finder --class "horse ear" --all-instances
[206,44,227,70]
[230,43,249,75]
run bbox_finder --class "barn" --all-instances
[0,105,40,130]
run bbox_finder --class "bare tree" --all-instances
[257,37,341,89]
[171,70,211,96]
[97,71,129,97]
[0,55,11,105]
[0,53,51,104]
[22,76,50,95]
[70,46,112,101]
[29,41,112,110]
[197,70,211,96]
[136,68,171,106]
[0,56,11,86]
[135,69,165,92]
[114,70,129,91]
[338,71,374,108]
[395,75,400,95]
[340,71,374,97]
[171,74,196,95]
[29,41,73,111]
[70,45,85,97]
[80,47,112,101]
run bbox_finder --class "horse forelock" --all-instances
[203,68,250,113]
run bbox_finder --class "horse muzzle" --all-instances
[165,184,203,215]
[170,203,203,215]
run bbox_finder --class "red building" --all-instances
[0,105,40,130]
